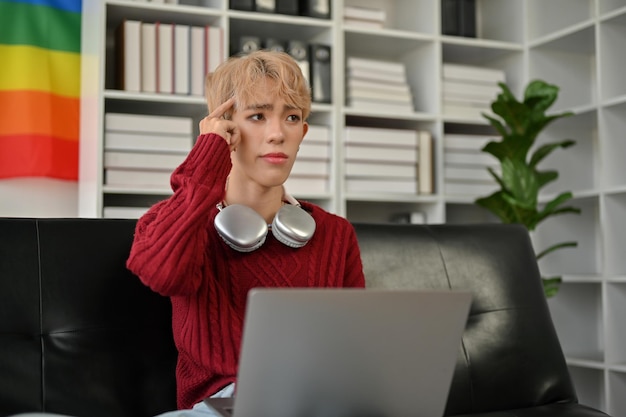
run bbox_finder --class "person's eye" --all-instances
[249,113,264,121]
[287,114,301,122]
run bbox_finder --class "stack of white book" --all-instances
[103,112,193,190]
[285,125,331,195]
[343,5,386,28]
[443,133,500,197]
[116,20,223,97]
[441,63,505,121]
[343,126,433,195]
[345,57,415,114]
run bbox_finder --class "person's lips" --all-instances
[262,152,289,164]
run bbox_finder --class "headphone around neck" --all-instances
[214,198,316,252]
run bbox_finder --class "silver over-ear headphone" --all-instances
[214,200,316,252]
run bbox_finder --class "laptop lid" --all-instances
[206,288,471,417]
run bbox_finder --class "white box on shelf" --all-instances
[284,175,328,194]
[343,126,419,148]
[345,144,417,164]
[104,131,193,153]
[290,159,330,176]
[104,151,187,170]
[104,169,172,188]
[157,22,174,94]
[105,113,194,135]
[442,63,506,84]
[345,161,416,179]
[174,24,190,95]
[345,177,417,194]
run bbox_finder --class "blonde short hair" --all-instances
[205,50,312,121]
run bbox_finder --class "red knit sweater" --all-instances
[126,133,365,410]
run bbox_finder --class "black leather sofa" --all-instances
[0,218,610,417]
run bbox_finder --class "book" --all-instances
[343,126,419,148]
[345,161,416,179]
[304,124,331,142]
[343,5,386,22]
[104,131,193,153]
[442,80,501,100]
[442,103,490,120]
[157,22,174,94]
[141,22,157,93]
[174,24,190,95]
[190,26,206,96]
[103,151,187,170]
[206,25,223,73]
[442,63,506,84]
[290,159,329,176]
[347,97,415,114]
[345,144,417,164]
[345,177,417,194]
[347,86,413,103]
[347,67,408,85]
[347,78,412,94]
[343,18,384,29]
[418,131,433,194]
[444,151,498,167]
[105,113,194,135]
[284,175,328,194]
[346,57,405,76]
[104,168,172,188]
[115,20,141,92]
[298,142,330,159]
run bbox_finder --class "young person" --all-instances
[126,50,366,415]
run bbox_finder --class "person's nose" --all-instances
[266,118,285,144]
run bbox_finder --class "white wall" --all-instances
[0,178,78,217]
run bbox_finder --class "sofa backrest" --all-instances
[0,218,578,417]
[0,218,177,417]
[353,222,577,415]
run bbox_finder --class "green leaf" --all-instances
[475,192,517,224]
[524,80,559,113]
[482,114,509,137]
[536,241,578,260]
[536,170,559,189]
[542,276,562,298]
[529,140,576,168]
[500,159,538,208]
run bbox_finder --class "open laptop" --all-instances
[205,288,472,417]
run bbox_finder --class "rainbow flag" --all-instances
[0,0,81,180]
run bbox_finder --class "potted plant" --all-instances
[475,80,581,297]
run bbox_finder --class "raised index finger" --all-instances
[208,97,236,119]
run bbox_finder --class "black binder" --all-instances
[309,44,331,103]
[299,0,331,19]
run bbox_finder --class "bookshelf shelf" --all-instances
[79,1,625,413]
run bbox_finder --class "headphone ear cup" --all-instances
[271,205,316,248]
[214,204,268,252]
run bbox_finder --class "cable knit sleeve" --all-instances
[126,133,231,296]
[342,223,366,288]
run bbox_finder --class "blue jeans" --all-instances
[9,383,236,417]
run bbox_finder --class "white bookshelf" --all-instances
[78,1,625,413]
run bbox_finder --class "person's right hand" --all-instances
[198,97,241,152]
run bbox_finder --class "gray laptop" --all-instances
[205,288,471,417]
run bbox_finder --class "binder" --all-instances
[276,0,299,15]
[287,40,309,84]
[309,44,331,103]
[230,0,254,11]
[299,0,330,19]
[255,0,275,13]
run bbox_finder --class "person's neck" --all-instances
[224,181,285,224]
